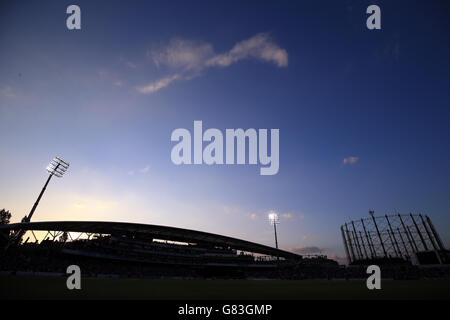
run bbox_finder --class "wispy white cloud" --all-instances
[137,74,181,94]
[138,33,288,94]
[343,156,359,165]
[126,61,137,69]
[281,212,293,219]
[149,39,214,72]
[222,206,261,221]
[128,165,151,176]
[0,85,16,98]
[206,33,288,68]
[119,56,138,69]
[140,165,150,174]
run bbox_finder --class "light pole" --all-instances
[13,157,69,244]
[25,157,69,223]
[268,212,279,249]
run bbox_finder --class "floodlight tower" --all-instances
[268,212,280,249]
[11,157,69,246]
[24,157,70,223]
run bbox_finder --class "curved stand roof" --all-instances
[1,221,302,260]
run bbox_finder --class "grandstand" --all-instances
[0,221,337,279]
[2,218,449,280]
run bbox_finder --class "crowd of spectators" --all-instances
[1,238,450,280]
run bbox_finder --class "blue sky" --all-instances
[1,0,449,263]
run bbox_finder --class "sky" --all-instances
[1,0,450,264]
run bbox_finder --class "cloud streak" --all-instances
[0,85,16,98]
[343,156,359,165]
[281,213,293,219]
[140,165,150,174]
[139,33,288,94]
[149,39,214,72]
[128,165,151,176]
[206,33,288,68]
[137,74,181,94]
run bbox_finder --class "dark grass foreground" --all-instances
[1,276,450,300]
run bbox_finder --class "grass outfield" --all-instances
[1,276,450,300]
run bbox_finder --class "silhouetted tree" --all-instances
[0,209,12,225]
[0,209,13,246]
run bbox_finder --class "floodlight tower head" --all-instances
[268,212,279,225]
[46,157,69,177]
